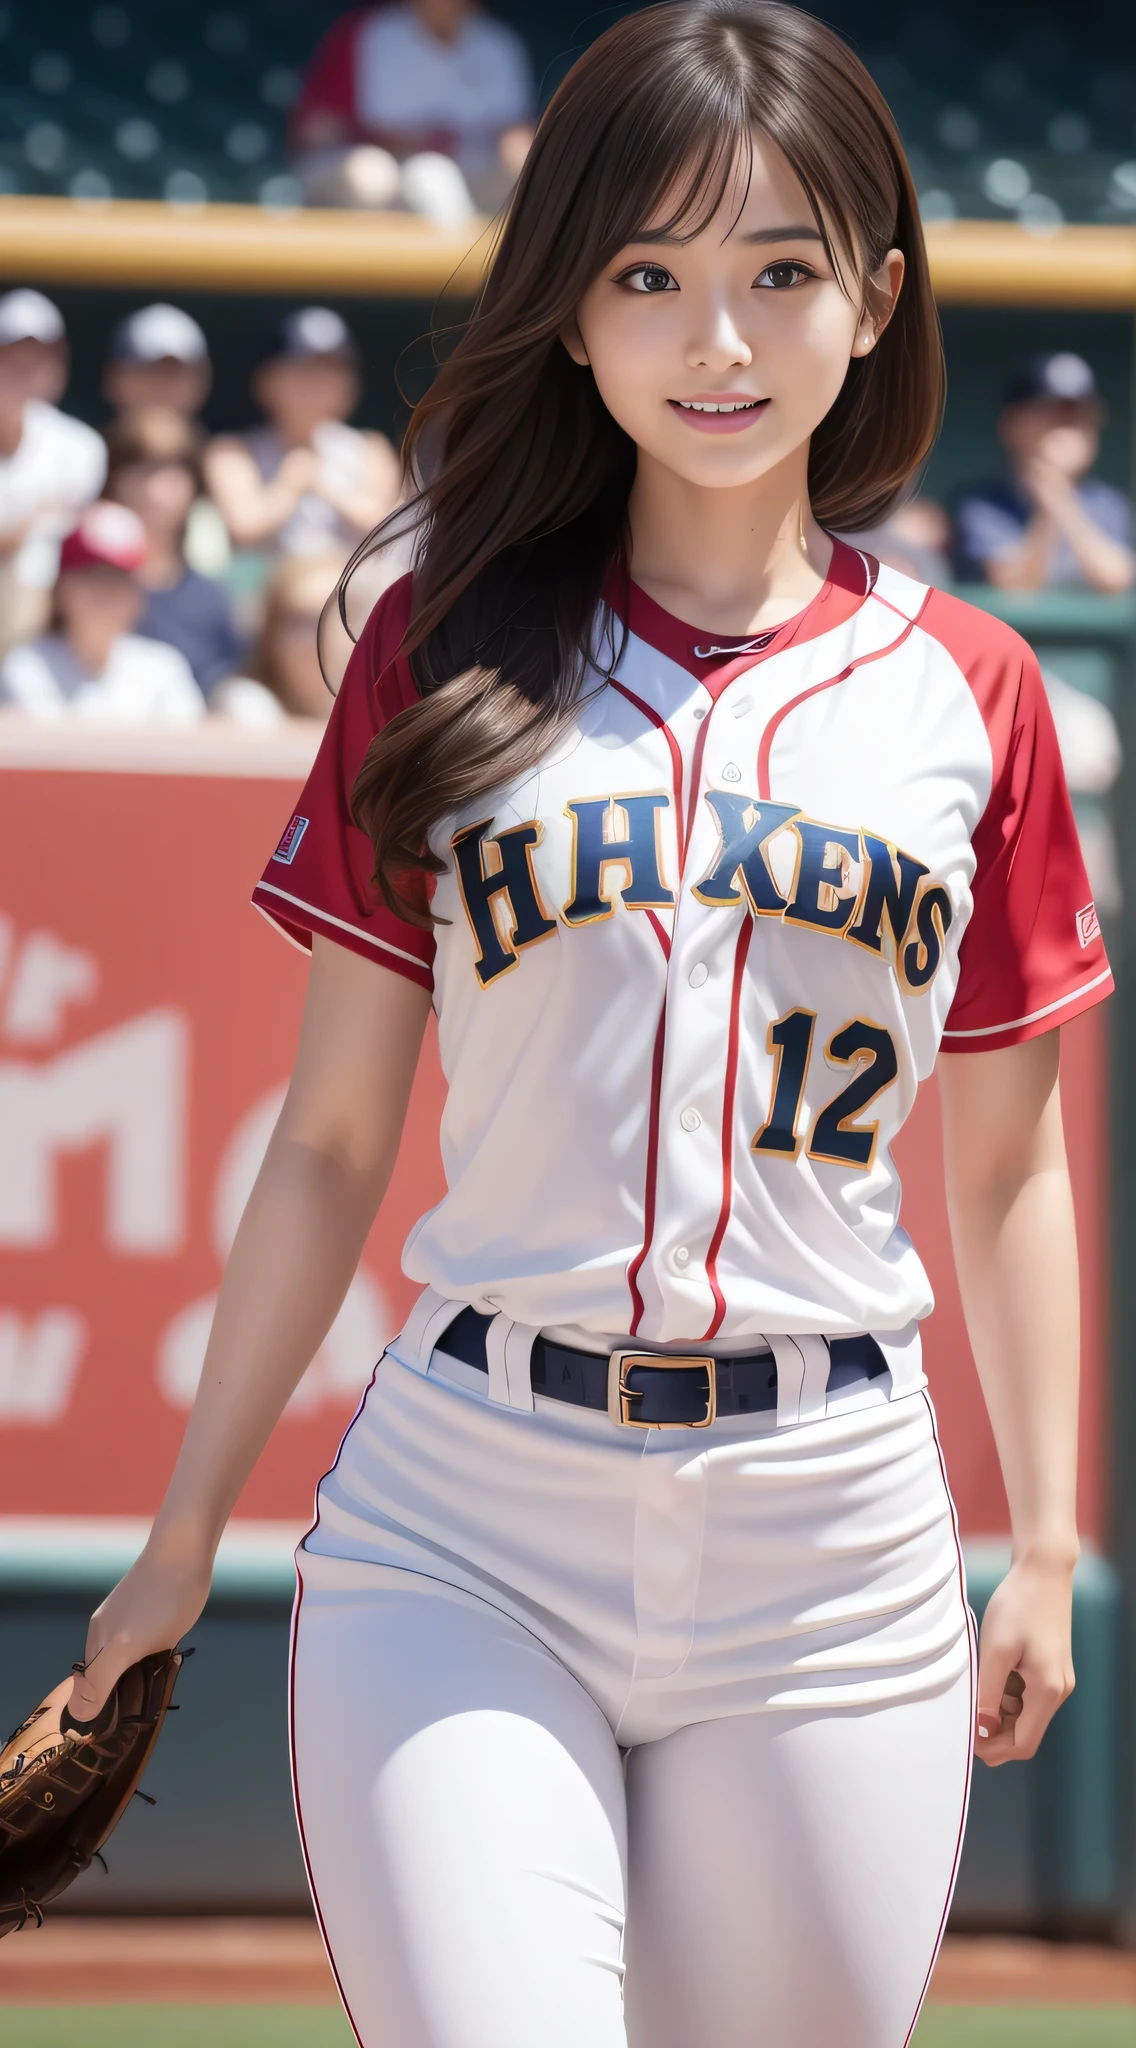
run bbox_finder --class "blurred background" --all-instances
[0,3,1134,2043]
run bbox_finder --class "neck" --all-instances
[66,620,119,676]
[626,446,832,636]
[0,397,26,458]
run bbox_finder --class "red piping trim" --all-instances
[685,712,714,859]
[604,540,871,691]
[626,1004,668,1336]
[756,603,929,799]
[901,1390,978,2048]
[702,916,753,1340]
[644,909,672,959]
[611,676,686,859]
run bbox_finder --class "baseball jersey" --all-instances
[254,541,1111,1348]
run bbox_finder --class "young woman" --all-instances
[73,6,1109,2043]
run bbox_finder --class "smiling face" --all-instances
[563,134,902,497]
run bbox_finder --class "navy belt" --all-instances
[437,1307,888,1428]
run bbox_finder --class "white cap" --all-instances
[0,289,65,347]
[111,303,209,365]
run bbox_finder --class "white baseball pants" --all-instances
[291,1324,975,2048]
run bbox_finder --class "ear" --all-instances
[850,247,905,360]
[560,314,590,368]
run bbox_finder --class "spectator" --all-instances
[0,501,205,722]
[292,0,535,221]
[953,353,1135,593]
[103,304,212,422]
[1043,665,1123,915]
[103,305,229,579]
[104,409,245,701]
[203,308,402,564]
[0,290,106,654]
[237,555,346,721]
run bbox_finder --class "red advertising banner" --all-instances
[0,724,1108,1539]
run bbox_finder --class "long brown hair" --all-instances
[351,0,944,920]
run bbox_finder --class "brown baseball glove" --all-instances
[0,1648,185,1936]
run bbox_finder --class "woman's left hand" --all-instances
[974,1557,1076,1766]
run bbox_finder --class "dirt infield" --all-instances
[1,1923,1136,2008]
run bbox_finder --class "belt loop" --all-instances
[396,1288,465,1375]
[872,1323,923,1395]
[797,1336,830,1423]
[768,1336,804,1427]
[484,1313,537,1411]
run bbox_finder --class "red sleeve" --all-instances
[252,573,435,993]
[927,594,1113,1052]
[291,9,367,148]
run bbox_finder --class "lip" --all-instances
[667,395,770,434]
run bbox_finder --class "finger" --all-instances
[1000,1672,1025,1722]
[976,1635,1020,1745]
[1007,1661,1071,1762]
[977,1672,1026,1764]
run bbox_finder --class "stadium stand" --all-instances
[0,1,1130,225]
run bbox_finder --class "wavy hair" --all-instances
[348,0,944,920]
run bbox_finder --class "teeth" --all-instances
[677,399,762,413]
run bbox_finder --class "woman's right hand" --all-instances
[68,1532,215,1723]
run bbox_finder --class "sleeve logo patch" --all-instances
[1077,902,1101,948]
[272,815,309,865]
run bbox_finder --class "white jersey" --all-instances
[0,631,205,722]
[0,399,106,590]
[255,543,1111,1348]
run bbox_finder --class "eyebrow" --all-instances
[625,223,825,247]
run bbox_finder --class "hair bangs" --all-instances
[348,2,946,914]
[615,99,753,251]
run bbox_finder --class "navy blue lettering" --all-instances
[784,819,862,934]
[562,794,674,925]
[847,834,929,956]
[693,792,802,913]
[901,884,953,989]
[452,818,556,986]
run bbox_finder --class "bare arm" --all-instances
[313,431,404,536]
[70,937,431,1718]
[938,1029,1079,1764]
[203,439,322,549]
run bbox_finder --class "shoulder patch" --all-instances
[271,815,309,865]
[1077,902,1101,948]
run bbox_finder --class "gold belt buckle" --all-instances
[607,1351,717,1428]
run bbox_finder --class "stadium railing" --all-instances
[0,200,1132,305]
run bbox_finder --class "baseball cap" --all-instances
[59,501,147,575]
[0,289,65,347]
[1005,352,1098,405]
[109,303,209,366]
[271,306,358,363]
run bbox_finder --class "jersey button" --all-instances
[680,1108,702,1132]
[692,706,707,720]
[688,962,708,988]
[673,1246,690,1267]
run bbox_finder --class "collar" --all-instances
[604,537,874,700]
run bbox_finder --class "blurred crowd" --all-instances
[0,284,1131,757]
[289,0,535,225]
[0,288,408,728]
[860,348,1135,597]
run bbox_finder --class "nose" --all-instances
[685,297,752,374]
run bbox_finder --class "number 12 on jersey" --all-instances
[752,1010,899,1170]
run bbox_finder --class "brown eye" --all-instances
[756,261,810,290]
[624,263,677,294]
